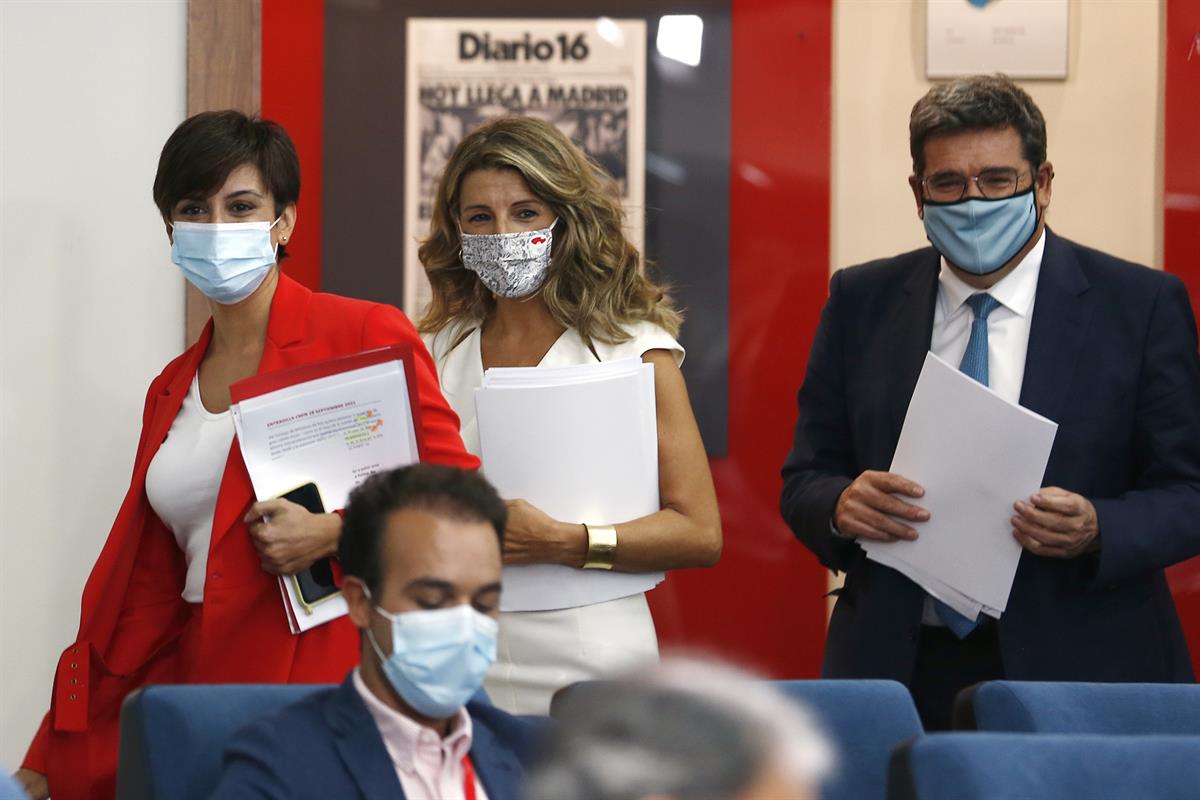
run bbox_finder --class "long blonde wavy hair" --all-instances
[417,116,680,344]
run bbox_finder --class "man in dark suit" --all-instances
[781,74,1200,730]
[213,465,540,798]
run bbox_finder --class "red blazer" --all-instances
[23,275,477,798]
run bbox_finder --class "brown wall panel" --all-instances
[183,0,262,342]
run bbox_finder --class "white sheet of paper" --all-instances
[867,547,984,620]
[862,352,1058,617]
[231,360,420,632]
[476,359,663,612]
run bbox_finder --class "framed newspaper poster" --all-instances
[403,17,647,317]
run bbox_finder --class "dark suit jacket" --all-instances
[211,676,541,799]
[781,229,1200,684]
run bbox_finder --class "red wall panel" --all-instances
[262,0,324,292]
[648,0,833,678]
[1163,1,1200,678]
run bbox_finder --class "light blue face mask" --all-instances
[170,218,281,304]
[922,187,1038,275]
[364,598,498,719]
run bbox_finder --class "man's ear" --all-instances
[342,576,371,629]
[908,174,925,220]
[1035,161,1054,215]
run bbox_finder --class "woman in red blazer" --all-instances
[15,111,476,799]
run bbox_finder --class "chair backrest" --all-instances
[0,770,25,800]
[773,680,922,800]
[955,681,1200,734]
[115,683,333,800]
[889,733,1200,800]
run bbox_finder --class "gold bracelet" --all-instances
[583,524,617,570]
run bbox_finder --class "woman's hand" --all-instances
[15,769,48,800]
[244,499,341,576]
[503,499,587,567]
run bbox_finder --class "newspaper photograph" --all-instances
[404,17,647,316]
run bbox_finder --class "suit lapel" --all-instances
[467,708,520,800]
[1018,229,1093,423]
[210,275,314,548]
[327,677,409,800]
[881,252,941,450]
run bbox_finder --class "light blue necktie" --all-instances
[933,292,1002,638]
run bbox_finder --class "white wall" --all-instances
[0,0,187,769]
[832,0,1162,273]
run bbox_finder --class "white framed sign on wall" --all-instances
[926,0,1069,80]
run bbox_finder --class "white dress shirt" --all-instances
[921,228,1045,624]
[930,228,1045,405]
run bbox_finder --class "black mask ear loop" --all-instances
[1018,164,1045,253]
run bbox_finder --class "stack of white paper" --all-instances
[862,353,1058,620]
[475,357,662,612]
[231,357,420,633]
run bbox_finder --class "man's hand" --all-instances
[1012,487,1100,558]
[244,499,341,576]
[834,471,928,542]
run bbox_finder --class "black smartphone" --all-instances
[278,482,339,608]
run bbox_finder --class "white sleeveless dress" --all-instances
[423,319,683,714]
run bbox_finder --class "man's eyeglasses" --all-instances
[921,167,1032,203]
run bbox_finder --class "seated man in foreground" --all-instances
[213,464,539,799]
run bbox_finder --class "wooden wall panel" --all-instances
[184,0,262,343]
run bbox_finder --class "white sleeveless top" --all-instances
[145,375,235,603]
[422,319,684,456]
[425,319,682,715]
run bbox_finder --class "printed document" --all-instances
[231,347,421,633]
[476,358,662,611]
[862,352,1058,619]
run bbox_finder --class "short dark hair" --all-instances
[152,110,301,260]
[338,464,506,593]
[909,74,1047,176]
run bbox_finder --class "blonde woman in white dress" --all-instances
[418,116,722,714]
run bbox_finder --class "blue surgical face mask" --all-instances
[922,187,1038,275]
[363,596,498,719]
[170,218,281,304]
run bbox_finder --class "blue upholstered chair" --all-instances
[0,770,26,800]
[115,683,332,800]
[954,680,1200,734]
[773,680,922,800]
[889,733,1200,800]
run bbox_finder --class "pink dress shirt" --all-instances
[353,668,489,800]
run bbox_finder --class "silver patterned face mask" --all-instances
[459,219,557,299]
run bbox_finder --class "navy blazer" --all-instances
[211,676,541,799]
[781,229,1200,684]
